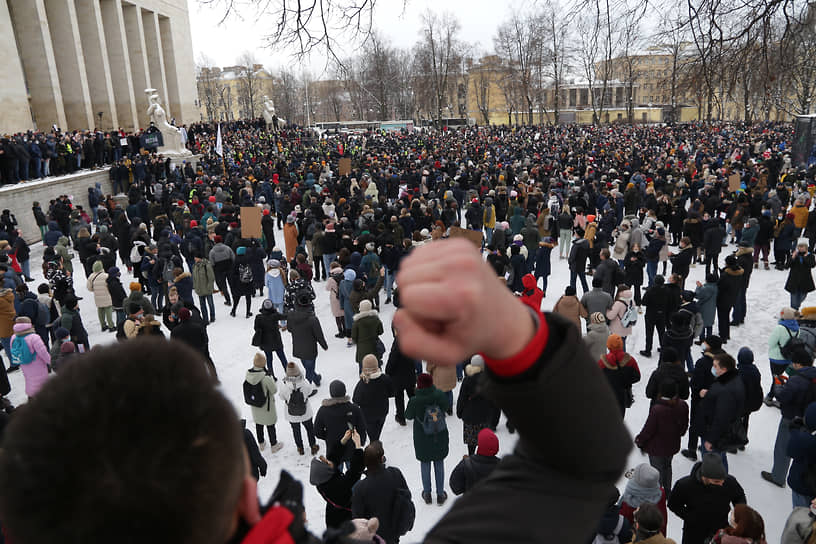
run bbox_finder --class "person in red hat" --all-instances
[449,428,500,496]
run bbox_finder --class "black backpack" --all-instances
[238,263,253,284]
[388,468,415,536]
[782,328,812,363]
[243,379,267,408]
[288,387,307,416]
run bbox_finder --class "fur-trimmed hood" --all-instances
[353,309,379,321]
[321,395,351,407]
[465,364,483,377]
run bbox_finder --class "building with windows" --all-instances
[0,0,198,134]
[196,65,275,122]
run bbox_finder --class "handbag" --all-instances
[716,419,748,450]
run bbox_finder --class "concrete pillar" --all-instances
[142,8,170,117]
[100,0,138,132]
[158,15,182,123]
[122,2,151,128]
[7,0,66,130]
[43,0,94,130]
[74,0,118,131]
[0,0,33,133]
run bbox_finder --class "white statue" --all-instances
[262,95,286,132]
[145,88,191,156]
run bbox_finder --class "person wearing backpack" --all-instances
[60,294,89,352]
[278,362,319,456]
[10,316,49,397]
[192,252,216,324]
[230,246,254,318]
[607,285,635,352]
[352,354,394,442]
[598,334,641,417]
[761,343,816,488]
[14,284,49,348]
[244,352,282,453]
[405,372,450,506]
[86,260,115,332]
[351,441,414,544]
[736,347,763,449]
[766,307,802,407]
[636,380,689,493]
[591,488,633,544]
[787,402,816,507]
[449,428,500,496]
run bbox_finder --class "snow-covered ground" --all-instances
[6,228,798,542]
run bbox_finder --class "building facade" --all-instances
[196,65,275,122]
[0,0,198,135]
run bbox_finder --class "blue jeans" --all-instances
[301,358,321,385]
[646,261,657,286]
[485,227,494,245]
[384,266,395,299]
[322,253,336,277]
[199,294,215,322]
[20,259,30,280]
[685,350,695,373]
[264,348,288,374]
[699,444,728,472]
[115,309,126,327]
[570,269,589,293]
[791,291,808,309]
[771,417,793,484]
[793,490,812,508]
[420,459,445,495]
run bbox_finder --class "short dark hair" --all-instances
[714,353,737,372]
[592,276,603,288]
[0,338,244,544]
[634,502,663,535]
[364,440,385,471]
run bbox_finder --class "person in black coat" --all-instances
[106,267,128,326]
[230,246,254,318]
[736,347,762,447]
[787,402,816,506]
[352,354,395,442]
[682,336,723,461]
[785,239,816,309]
[241,419,267,481]
[694,353,745,471]
[640,275,675,357]
[624,246,646,307]
[568,231,590,294]
[170,307,217,381]
[456,356,500,455]
[351,441,411,544]
[702,216,726,278]
[669,237,694,288]
[449,428,500,496]
[644,346,690,405]
[252,299,287,377]
[716,256,744,343]
[385,336,417,426]
[668,453,747,544]
[592,489,633,544]
[310,431,364,529]
[731,242,754,326]
[314,380,368,464]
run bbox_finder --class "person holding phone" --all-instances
[785,238,816,309]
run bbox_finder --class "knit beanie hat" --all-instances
[606,334,623,351]
[590,312,606,324]
[60,341,76,354]
[178,307,191,321]
[416,373,433,390]
[704,335,723,352]
[700,453,727,480]
[798,237,809,248]
[359,299,373,313]
[661,346,679,363]
[55,327,70,340]
[129,282,141,292]
[253,352,267,368]
[329,380,346,398]
[629,463,660,490]
[781,307,798,320]
[286,362,301,378]
[362,354,379,375]
[476,428,499,456]
[236,246,247,256]
[262,299,274,311]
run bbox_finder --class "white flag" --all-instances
[215,123,223,157]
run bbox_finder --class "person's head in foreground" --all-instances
[0,338,262,544]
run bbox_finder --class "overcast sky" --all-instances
[188,0,542,76]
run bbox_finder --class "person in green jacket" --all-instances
[55,236,74,275]
[193,253,216,324]
[765,306,801,406]
[405,372,450,506]
[245,352,281,453]
[351,299,383,370]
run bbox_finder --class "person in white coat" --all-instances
[86,260,114,332]
[278,361,319,456]
[607,286,635,352]
[245,352,282,453]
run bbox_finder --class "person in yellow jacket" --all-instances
[790,196,809,232]
[482,197,496,245]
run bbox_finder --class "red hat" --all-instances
[416,373,433,390]
[787,213,795,221]
[208,196,216,203]
[190,220,198,227]
[177,200,184,207]
[229,222,239,229]
[471,198,479,204]
[262,209,270,216]
[214,235,223,243]
[476,428,499,456]
[178,307,191,321]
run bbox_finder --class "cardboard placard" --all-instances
[449,226,483,248]
[728,173,741,192]
[339,157,351,176]
[240,206,262,239]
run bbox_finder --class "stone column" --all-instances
[7,0,66,130]
[43,0,94,130]
[142,8,170,118]
[100,0,138,132]
[158,15,182,122]
[74,0,118,130]
[122,2,151,128]
[0,0,33,133]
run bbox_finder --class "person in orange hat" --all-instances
[598,334,641,417]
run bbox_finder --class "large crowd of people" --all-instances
[0,119,815,543]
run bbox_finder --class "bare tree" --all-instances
[494,10,544,124]
[196,54,225,122]
[541,3,570,125]
[472,61,494,124]
[414,10,466,124]
[616,9,642,123]
[653,6,691,123]
[235,51,266,119]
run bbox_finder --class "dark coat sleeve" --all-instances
[449,457,469,496]
[424,313,631,544]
